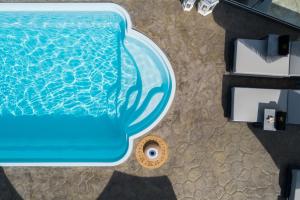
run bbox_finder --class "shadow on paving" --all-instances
[248,125,300,199]
[98,171,176,200]
[212,2,300,200]
[0,167,23,200]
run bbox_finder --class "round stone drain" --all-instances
[135,135,168,169]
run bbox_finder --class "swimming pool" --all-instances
[0,3,175,166]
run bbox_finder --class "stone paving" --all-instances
[1,0,300,200]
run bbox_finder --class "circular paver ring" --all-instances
[135,135,168,169]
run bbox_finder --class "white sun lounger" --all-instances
[289,169,300,200]
[233,37,300,77]
[231,87,300,124]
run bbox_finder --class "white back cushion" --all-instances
[287,90,300,124]
[234,39,290,76]
[290,41,300,76]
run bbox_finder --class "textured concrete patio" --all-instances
[1,0,300,200]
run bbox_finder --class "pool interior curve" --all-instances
[0,12,173,163]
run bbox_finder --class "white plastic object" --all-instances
[182,0,197,11]
[197,0,219,16]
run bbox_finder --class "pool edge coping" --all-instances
[0,3,176,167]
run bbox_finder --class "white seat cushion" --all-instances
[231,87,288,122]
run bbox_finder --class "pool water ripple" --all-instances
[0,12,127,118]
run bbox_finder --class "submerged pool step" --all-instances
[0,115,126,146]
[0,115,129,162]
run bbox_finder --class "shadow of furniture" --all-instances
[0,168,23,200]
[98,171,177,200]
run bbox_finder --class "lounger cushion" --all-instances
[233,39,290,76]
[287,90,300,124]
[289,170,300,200]
[290,41,300,76]
[231,87,288,122]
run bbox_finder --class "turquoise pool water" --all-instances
[0,11,173,163]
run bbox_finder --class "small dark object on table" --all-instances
[275,111,287,130]
[278,35,290,56]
